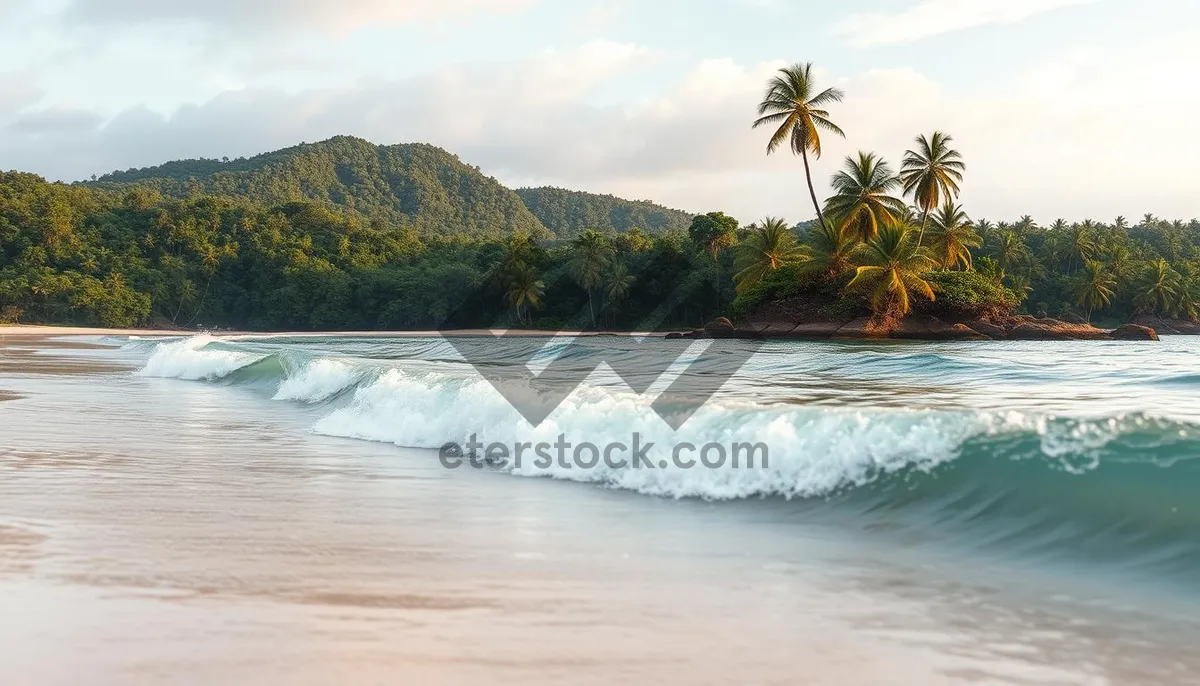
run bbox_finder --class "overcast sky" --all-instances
[2,0,1197,224]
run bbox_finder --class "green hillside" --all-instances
[516,187,695,237]
[92,136,551,240]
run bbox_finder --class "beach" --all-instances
[2,333,1200,684]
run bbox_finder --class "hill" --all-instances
[92,136,551,240]
[516,187,695,237]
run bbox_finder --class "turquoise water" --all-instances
[126,334,1200,592]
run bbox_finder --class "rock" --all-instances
[664,332,685,340]
[946,323,990,340]
[964,319,1008,339]
[1007,321,1110,340]
[746,320,847,339]
[1060,312,1089,325]
[703,317,737,338]
[1129,314,1200,335]
[834,317,887,339]
[895,315,989,340]
[1110,324,1159,341]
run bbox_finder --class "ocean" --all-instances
[2,333,1199,684]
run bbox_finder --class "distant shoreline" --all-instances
[0,325,665,338]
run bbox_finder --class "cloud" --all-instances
[8,107,103,133]
[3,37,1199,224]
[831,0,1100,48]
[0,71,43,116]
[61,0,534,33]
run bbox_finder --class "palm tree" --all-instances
[974,218,994,234]
[1073,260,1117,322]
[1007,274,1033,303]
[753,62,845,228]
[800,220,856,278]
[733,217,806,293]
[1133,259,1179,314]
[847,224,937,318]
[1113,215,1129,230]
[1171,263,1200,321]
[993,231,1030,276]
[928,201,981,270]
[823,151,907,242]
[504,261,545,326]
[899,131,965,248]
[569,230,613,328]
[603,262,636,325]
[1068,224,1095,273]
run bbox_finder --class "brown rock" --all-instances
[835,317,887,339]
[1007,321,1110,340]
[664,332,685,340]
[964,319,1008,339]
[703,317,737,338]
[1110,324,1160,341]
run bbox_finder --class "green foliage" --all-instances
[921,270,1017,319]
[515,187,694,238]
[91,136,549,241]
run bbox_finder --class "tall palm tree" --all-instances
[847,224,937,318]
[504,261,545,326]
[1068,224,1095,273]
[753,62,845,228]
[823,151,907,243]
[1171,263,1200,321]
[733,217,806,293]
[800,220,856,278]
[603,262,636,325]
[928,201,981,270]
[993,231,1030,276]
[1113,215,1129,230]
[1133,259,1180,314]
[899,131,965,248]
[1073,260,1117,322]
[974,218,994,234]
[569,230,613,328]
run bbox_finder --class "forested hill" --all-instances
[516,187,695,237]
[90,136,550,240]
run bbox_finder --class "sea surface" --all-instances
[2,333,1200,684]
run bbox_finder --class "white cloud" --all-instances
[61,0,534,33]
[3,36,1200,224]
[831,0,1100,48]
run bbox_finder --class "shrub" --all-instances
[921,270,1017,319]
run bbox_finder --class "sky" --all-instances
[1,0,1198,224]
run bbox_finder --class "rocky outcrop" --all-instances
[1111,324,1160,341]
[1128,314,1200,335]
[671,305,1175,342]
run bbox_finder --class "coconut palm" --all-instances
[800,220,856,278]
[847,224,937,318]
[1171,263,1200,321]
[733,217,806,293]
[1007,274,1033,303]
[823,151,907,243]
[928,201,981,270]
[1133,259,1180,314]
[1068,224,1096,273]
[753,62,845,228]
[993,231,1030,276]
[504,261,545,326]
[569,230,613,327]
[899,131,965,248]
[1113,215,1129,230]
[974,218,994,234]
[1073,260,1117,322]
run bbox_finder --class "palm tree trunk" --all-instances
[801,148,828,228]
[916,209,930,249]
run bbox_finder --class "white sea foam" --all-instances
[137,335,264,381]
[311,367,1012,500]
[274,359,360,403]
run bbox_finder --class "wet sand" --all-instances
[2,339,1199,685]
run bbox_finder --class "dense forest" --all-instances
[2,98,1198,331]
[515,187,694,237]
